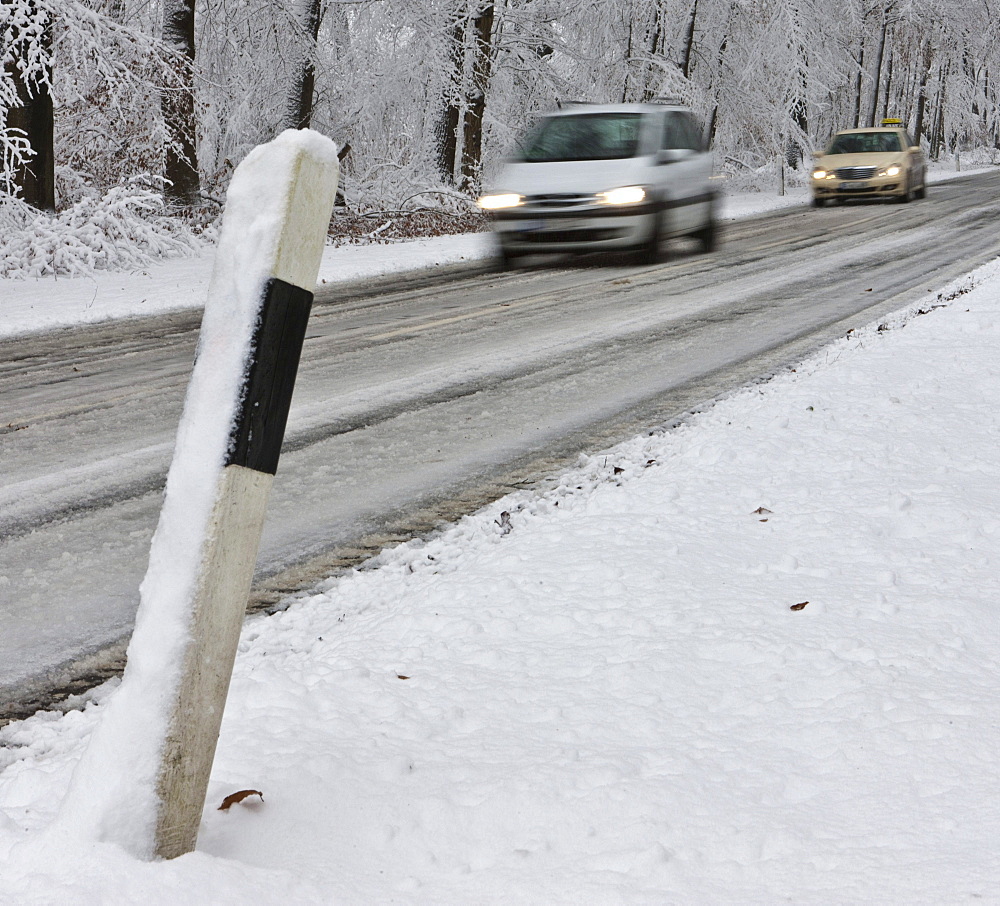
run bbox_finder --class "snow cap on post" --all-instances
[214,128,339,294]
[54,129,338,861]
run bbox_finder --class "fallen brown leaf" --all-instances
[218,789,264,811]
[789,601,809,611]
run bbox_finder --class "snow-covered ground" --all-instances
[2,170,1000,902]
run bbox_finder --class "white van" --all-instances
[478,101,717,268]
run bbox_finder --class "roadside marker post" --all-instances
[153,283,317,859]
[55,130,339,860]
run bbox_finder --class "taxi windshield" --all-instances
[519,113,642,162]
[827,132,902,154]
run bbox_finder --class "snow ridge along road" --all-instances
[2,170,1000,719]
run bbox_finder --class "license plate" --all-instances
[521,218,586,233]
[841,181,868,190]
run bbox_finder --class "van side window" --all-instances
[663,112,703,152]
[681,114,704,151]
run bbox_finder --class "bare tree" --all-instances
[866,3,899,127]
[460,1,494,190]
[162,0,199,205]
[2,0,54,209]
[284,0,323,130]
[436,8,464,184]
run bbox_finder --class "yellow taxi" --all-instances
[811,121,926,207]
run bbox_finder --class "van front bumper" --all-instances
[490,204,659,253]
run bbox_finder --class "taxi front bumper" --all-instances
[812,172,906,199]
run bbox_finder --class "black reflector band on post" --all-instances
[226,278,314,475]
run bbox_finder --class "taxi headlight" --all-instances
[812,168,831,180]
[477,193,523,210]
[879,165,902,177]
[597,186,646,206]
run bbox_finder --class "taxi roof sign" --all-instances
[881,118,902,125]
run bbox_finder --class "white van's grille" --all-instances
[525,193,595,209]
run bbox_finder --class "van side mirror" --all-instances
[656,148,694,165]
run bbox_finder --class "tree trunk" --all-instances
[460,2,494,192]
[929,62,948,159]
[4,0,55,210]
[852,42,865,129]
[881,50,894,122]
[102,0,126,22]
[621,17,634,103]
[706,27,728,150]
[680,0,699,81]
[913,41,933,143]
[7,79,55,211]
[284,0,323,130]
[985,68,1000,148]
[436,14,464,184]
[866,16,889,127]
[162,0,200,206]
[788,3,808,163]
[641,5,664,101]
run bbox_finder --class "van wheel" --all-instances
[497,241,520,271]
[693,214,718,252]
[636,214,666,265]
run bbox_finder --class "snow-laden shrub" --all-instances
[951,146,1000,167]
[0,180,207,278]
[714,159,809,196]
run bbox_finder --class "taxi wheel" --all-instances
[898,179,913,203]
[915,179,927,200]
[811,196,826,208]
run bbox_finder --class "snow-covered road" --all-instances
[3,173,1000,718]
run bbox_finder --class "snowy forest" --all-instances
[2,0,999,275]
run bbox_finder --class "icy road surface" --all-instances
[3,170,1000,717]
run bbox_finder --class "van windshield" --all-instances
[519,113,642,162]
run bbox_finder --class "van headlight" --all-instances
[477,193,523,210]
[597,186,646,206]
